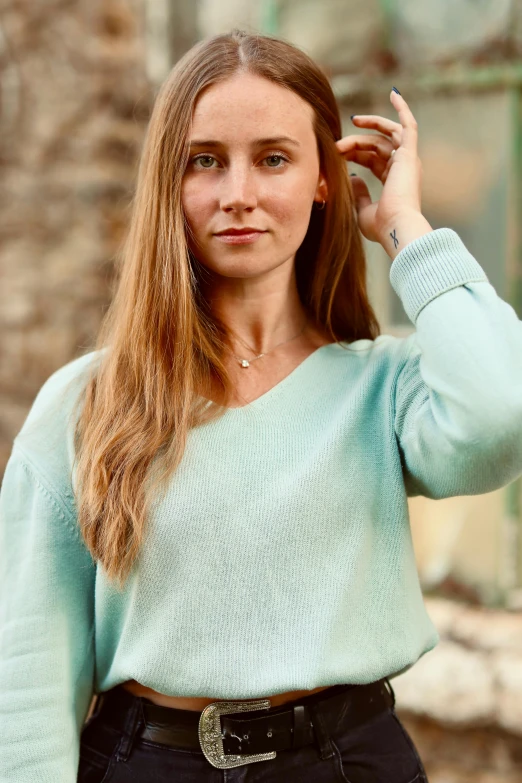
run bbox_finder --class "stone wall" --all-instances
[396,597,522,782]
[0,0,152,471]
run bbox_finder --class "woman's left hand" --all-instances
[335,90,423,246]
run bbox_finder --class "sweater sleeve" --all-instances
[0,441,96,783]
[391,227,522,499]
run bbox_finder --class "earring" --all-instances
[315,199,326,210]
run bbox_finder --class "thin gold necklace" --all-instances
[229,319,308,368]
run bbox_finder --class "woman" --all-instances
[1,28,522,783]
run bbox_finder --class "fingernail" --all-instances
[392,86,401,95]
[350,173,357,177]
[350,114,357,120]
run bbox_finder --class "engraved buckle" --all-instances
[198,698,276,769]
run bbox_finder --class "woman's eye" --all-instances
[264,154,288,168]
[192,155,217,169]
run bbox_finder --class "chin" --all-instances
[201,255,290,279]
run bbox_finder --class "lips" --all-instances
[215,228,266,235]
[213,228,266,245]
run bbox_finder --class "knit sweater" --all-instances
[1,228,522,782]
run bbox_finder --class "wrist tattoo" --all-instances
[390,229,399,249]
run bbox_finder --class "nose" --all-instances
[219,163,258,212]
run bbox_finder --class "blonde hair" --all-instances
[72,29,380,590]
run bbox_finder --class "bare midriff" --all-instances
[120,680,332,711]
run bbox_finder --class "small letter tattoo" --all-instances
[390,229,399,249]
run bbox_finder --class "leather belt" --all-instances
[95,678,395,770]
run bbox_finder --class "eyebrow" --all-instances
[188,136,301,149]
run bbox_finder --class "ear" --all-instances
[313,173,328,205]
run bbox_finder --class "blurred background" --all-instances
[1,1,522,780]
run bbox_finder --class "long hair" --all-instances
[72,29,381,590]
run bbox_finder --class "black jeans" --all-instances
[78,681,429,783]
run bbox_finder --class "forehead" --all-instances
[190,72,316,144]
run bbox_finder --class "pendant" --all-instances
[241,359,250,368]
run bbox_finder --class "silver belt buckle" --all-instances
[198,698,277,769]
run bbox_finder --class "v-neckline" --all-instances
[198,342,345,412]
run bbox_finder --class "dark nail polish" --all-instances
[350,173,357,177]
[350,114,357,120]
[392,86,401,95]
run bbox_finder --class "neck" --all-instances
[203,271,310,356]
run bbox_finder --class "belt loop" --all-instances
[308,702,335,760]
[292,704,306,748]
[115,692,145,762]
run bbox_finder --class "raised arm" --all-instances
[391,227,522,498]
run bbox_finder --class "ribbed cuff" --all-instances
[389,228,489,323]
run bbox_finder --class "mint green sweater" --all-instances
[2,228,522,781]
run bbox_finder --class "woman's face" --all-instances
[181,72,327,282]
